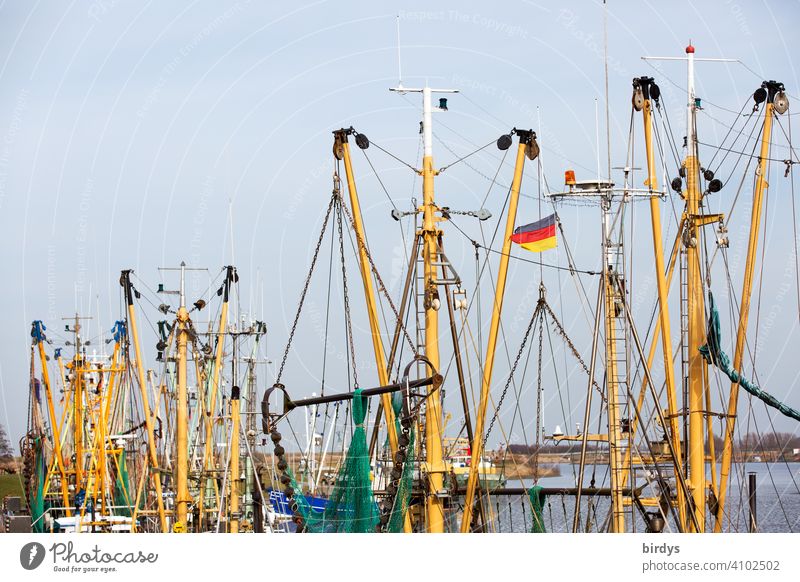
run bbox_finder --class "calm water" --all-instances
[483,462,800,533]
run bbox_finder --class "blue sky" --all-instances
[1,0,798,448]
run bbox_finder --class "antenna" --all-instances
[228,198,236,266]
[395,15,403,89]
[595,98,601,181]
[603,0,611,179]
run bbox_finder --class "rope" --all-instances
[365,137,419,173]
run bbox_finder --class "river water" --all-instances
[484,462,800,533]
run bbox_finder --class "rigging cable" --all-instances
[448,217,599,276]
[365,137,419,173]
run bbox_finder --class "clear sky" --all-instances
[1,0,798,448]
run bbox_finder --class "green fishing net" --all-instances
[293,389,379,532]
[527,485,547,533]
[30,437,46,533]
[113,450,132,516]
[700,291,800,421]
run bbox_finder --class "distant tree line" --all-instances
[729,432,800,453]
[507,432,800,456]
[505,443,599,455]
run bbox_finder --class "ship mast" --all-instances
[198,266,235,531]
[715,79,787,531]
[547,167,659,533]
[682,43,710,532]
[633,75,686,530]
[461,129,536,532]
[642,44,737,531]
[390,84,457,532]
[158,261,206,532]
[30,321,71,512]
[176,262,190,529]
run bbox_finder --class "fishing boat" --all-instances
[446,438,506,490]
[257,40,800,534]
[15,27,800,534]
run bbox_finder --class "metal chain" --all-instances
[376,410,416,531]
[339,192,419,358]
[535,312,544,477]
[274,194,337,385]
[270,427,305,532]
[483,301,543,447]
[335,194,359,389]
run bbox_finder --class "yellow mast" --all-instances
[198,266,234,530]
[334,130,399,454]
[603,230,626,532]
[635,77,686,529]
[388,83,457,532]
[641,44,739,531]
[335,129,412,533]
[460,131,535,532]
[715,81,786,531]
[421,87,445,533]
[73,352,84,493]
[175,262,190,530]
[229,386,241,533]
[120,270,167,531]
[683,43,707,532]
[31,321,71,511]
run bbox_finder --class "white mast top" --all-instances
[423,87,433,158]
[642,43,737,157]
[686,43,696,156]
[390,85,458,161]
[179,261,186,310]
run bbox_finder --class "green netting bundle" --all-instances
[700,291,800,422]
[527,485,547,533]
[294,389,379,532]
[30,437,46,533]
[113,451,132,516]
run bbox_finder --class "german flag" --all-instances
[511,213,557,252]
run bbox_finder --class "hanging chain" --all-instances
[335,189,359,389]
[376,410,416,531]
[482,290,608,448]
[534,311,544,478]
[275,193,338,385]
[339,196,419,358]
[483,301,543,447]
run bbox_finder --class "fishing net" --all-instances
[30,437,46,533]
[113,451,132,516]
[527,485,547,533]
[700,291,800,422]
[293,389,379,532]
[385,425,415,533]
